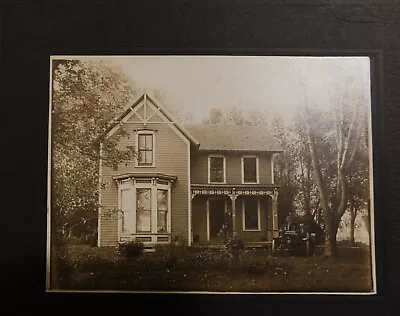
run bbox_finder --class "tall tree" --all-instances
[300,67,367,258]
[270,116,299,226]
[51,59,136,245]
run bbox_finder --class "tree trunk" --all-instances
[324,216,339,258]
[304,116,338,258]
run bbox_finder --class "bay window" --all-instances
[136,188,151,232]
[118,178,171,243]
[157,189,168,233]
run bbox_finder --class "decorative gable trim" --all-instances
[104,93,200,147]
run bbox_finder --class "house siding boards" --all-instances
[98,94,282,248]
[99,115,190,246]
[191,152,273,185]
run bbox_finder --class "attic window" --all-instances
[137,131,154,167]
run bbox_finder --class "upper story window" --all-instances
[137,131,155,167]
[242,156,259,184]
[208,155,226,183]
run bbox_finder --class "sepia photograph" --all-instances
[47,55,376,294]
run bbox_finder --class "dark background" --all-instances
[0,0,398,314]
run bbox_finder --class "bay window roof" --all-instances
[112,172,177,182]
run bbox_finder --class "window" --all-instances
[243,197,260,231]
[209,156,225,183]
[137,132,154,166]
[242,156,259,183]
[157,190,168,233]
[118,179,171,240]
[136,188,151,232]
[121,189,134,233]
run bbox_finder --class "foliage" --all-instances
[117,240,144,260]
[222,233,245,255]
[55,244,372,292]
[51,59,136,244]
[298,60,369,257]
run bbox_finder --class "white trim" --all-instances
[117,178,172,243]
[145,97,191,146]
[121,100,145,124]
[187,142,192,246]
[271,154,274,184]
[242,196,261,232]
[206,199,210,242]
[105,98,145,139]
[104,93,198,146]
[146,93,199,145]
[241,155,259,184]
[97,143,103,247]
[135,130,156,167]
[168,182,172,237]
[208,155,226,184]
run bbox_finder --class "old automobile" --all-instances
[271,214,325,256]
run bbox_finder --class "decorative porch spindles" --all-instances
[228,193,238,234]
[272,190,279,238]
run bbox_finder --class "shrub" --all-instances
[117,240,144,260]
[222,234,244,257]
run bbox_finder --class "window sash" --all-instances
[209,156,225,183]
[138,134,153,165]
[121,189,134,233]
[119,183,170,236]
[136,188,151,232]
[243,157,258,183]
[157,189,168,232]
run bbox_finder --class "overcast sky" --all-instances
[68,56,371,125]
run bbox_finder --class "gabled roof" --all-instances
[184,124,283,152]
[103,93,200,146]
[103,93,282,153]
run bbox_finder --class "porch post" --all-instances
[272,190,279,238]
[228,193,238,234]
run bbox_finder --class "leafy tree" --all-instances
[270,116,298,226]
[300,67,367,258]
[51,59,136,246]
[346,143,370,246]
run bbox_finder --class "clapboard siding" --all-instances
[191,152,273,184]
[99,113,190,246]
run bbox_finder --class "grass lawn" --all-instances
[53,244,374,293]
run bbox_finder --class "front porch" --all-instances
[191,184,280,246]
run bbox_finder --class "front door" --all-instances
[209,198,226,240]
